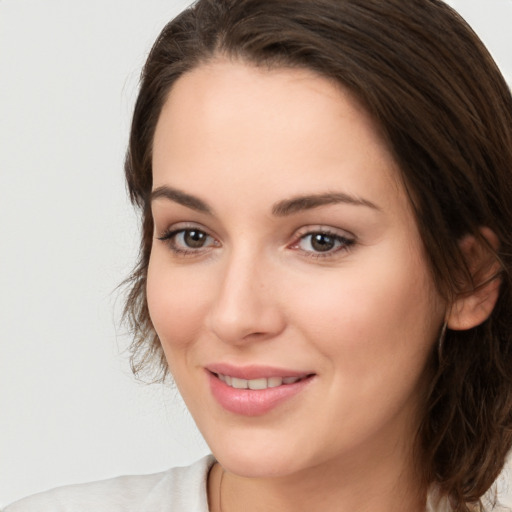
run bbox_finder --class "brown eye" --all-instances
[310,233,336,252]
[157,227,217,254]
[183,229,208,248]
[296,231,354,256]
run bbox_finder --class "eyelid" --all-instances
[288,225,356,259]
[156,222,221,256]
[156,221,215,239]
[292,225,355,240]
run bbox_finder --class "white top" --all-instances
[4,455,215,512]
[4,455,511,512]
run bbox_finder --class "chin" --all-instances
[217,452,298,479]
[206,432,306,478]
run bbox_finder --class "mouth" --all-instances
[206,366,316,416]
[213,373,310,390]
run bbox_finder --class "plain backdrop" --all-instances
[1,0,511,507]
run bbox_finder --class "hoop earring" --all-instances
[437,320,448,362]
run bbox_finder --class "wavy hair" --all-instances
[123,1,512,509]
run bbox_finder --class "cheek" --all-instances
[146,254,211,357]
[292,248,441,379]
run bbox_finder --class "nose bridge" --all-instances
[207,243,284,343]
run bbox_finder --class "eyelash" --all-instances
[291,229,355,259]
[156,226,355,259]
[157,227,218,257]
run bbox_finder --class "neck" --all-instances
[208,441,427,512]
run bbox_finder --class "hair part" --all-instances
[123,1,512,509]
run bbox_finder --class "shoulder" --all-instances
[4,455,215,512]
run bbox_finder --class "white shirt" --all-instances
[5,455,511,511]
[4,455,215,512]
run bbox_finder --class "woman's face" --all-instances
[148,60,446,478]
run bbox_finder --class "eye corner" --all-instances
[288,226,356,260]
[155,224,220,258]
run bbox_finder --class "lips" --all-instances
[206,362,311,380]
[216,373,305,390]
[206,364,315,416]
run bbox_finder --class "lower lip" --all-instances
[208,372,314,416]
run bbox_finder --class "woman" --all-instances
[6,0,512,511]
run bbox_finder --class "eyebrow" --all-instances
[151,186,212,214]
[272,192,380,216]
[150,186,379,216]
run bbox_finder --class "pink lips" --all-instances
[206,364,315,416]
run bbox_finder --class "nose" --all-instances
[205,249,286,344]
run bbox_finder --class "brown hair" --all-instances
[123,0,512,509]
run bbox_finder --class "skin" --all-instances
[147,59,447,512]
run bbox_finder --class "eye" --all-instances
[157,227,218,255]
[293,229,355,257]
[177,229,210,249]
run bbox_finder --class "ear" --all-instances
[447,227,502,331]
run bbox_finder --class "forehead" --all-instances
[152,59,405,215]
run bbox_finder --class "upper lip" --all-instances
[206,363,313,380]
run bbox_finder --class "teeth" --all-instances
[267,377,282,388]
[231,377,248,389]
[283,376,301,384]
[217,374,305,390]
[248,378,267,390]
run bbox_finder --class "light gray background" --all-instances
[1,0,511,506]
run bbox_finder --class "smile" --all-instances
[215,373,305,390]
[207,367,315,416]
